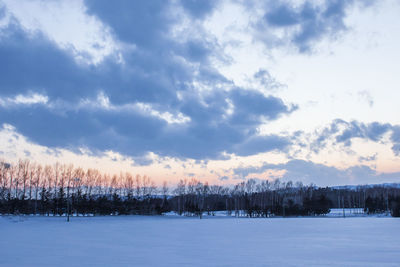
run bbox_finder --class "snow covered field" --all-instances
[1,216,399,266]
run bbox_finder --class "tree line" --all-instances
[1,160,400,218]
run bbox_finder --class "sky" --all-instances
[0,0,400,186]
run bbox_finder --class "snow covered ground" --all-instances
[1,215,399,266]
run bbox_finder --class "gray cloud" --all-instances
[253,69,285,91]
[311,119,397,154]
[391,126,400,156]
[255,0,376,52]
[233,159,400,186]
[0,0,387,167]
[218,175,229,181]
[358,153,377,162]
[180,0,219,19]
[0,2,295,160]
[164,164,172,169]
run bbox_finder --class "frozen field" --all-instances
[1,215,399,267]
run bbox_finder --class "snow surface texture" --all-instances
[1,216,399,267]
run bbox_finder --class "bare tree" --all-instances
[0,162,10,201]
[33,164,42,215]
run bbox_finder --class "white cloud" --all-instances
[77,92,191,124]
[134,102,191,124]
[0,92,48,107]
[13,93,48,105]
[358,90,374,107]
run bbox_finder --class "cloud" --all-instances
[0,0,386,167]
[391,126,400,156]
[180,0,219,19]
[131,157,154,167]
[0,2,295,160]
[326,119,392,145]
[0,92,48,107]
[164,164,172,169]
[358,153,377,162]
[255,0,376,52]
[253,69,285,91]
[3,0,119,65]
[0,5,6,20]
[334,120,391,144]
[233,159,400,186]
[218,175,229,181]
[297,119,400,160]
[84,0,174,48]
[232,135,291,157]
[228,89,297,126]
[358,90,374,107]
